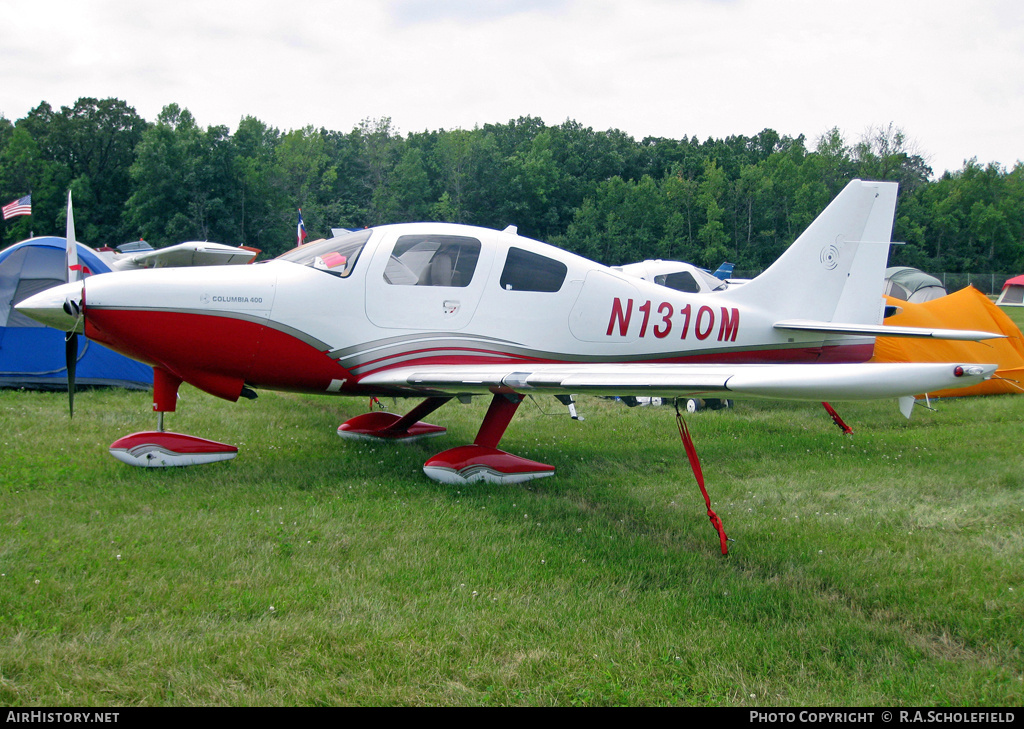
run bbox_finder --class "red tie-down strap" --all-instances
[675,407,730,555]
[821,402,853,435]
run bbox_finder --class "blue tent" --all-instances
[0,237,152,389]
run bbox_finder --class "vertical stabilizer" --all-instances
[830,182,898,325]
[727,180,898,324]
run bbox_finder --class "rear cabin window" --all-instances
[499,247,567,293]
[383,235,481,287]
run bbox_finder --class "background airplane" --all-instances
[17,180,999,486]
[613,259,733,294]
[100,239,259,271]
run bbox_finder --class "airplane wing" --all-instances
[358,361,996,401]
[774,319,1005,341]
[116,242,259,269]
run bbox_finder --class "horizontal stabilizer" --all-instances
[774,319,1005,341]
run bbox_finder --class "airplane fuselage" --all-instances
[78,223,871,404]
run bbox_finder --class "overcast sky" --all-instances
[3,0,1022,177]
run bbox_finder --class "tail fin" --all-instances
[712,262,734,280]
[727,180,897,324]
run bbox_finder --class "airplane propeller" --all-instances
[64,191,83,417]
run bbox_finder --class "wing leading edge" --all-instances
[358,361,997,401]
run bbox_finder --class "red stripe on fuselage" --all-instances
[85,309,356,399]
[353,342,876,377]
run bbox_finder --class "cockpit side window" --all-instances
[383,235,481,287]
[275,229,372,278]
[499,247,567,292]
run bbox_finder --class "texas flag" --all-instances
[298,208,308,246]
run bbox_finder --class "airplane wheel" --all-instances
[685,398,704,413]
[705,398,734,410]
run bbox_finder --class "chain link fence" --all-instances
[933,273,1016,296]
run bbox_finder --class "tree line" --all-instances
[1,97,1022,273]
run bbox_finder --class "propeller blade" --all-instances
[65,191,80,417]
[66,331,78,418]
[66,191,80,283]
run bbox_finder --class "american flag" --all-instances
[2,195,31,220]
[297,208,308,246]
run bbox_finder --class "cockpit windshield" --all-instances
[275,229,372,278]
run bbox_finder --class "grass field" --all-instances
[1,315,1023,705]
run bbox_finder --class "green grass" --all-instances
[0,382,1022,706]
[999,303,1024,331]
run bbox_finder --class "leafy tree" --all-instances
[125,104,235,247]
[268,125,351,250]
[373,145,432,223]
[0,125,65,245]
[231,116,286,250]
[499,130,566,238]
[813,127,857,196]
[658,173,699,262]
[696,161,731,266]
[356,117,402,225]
[854,123,932,194]
[482,116,546,159]
[21,98,147,244]
[430,128,478,225]
[6,97,1024,276]
[731,163,773,267]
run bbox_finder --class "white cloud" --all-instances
[2,0,1022,174]
[386,0,569,26]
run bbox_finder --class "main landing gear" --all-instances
[683,397,734,413]
[337,396,451,441]
[337,393,555,485]
[108,367,238,467]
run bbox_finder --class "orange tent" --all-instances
[871,286,1024,397]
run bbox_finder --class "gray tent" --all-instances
[883,266,947,303]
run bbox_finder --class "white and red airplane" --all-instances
[18,180,1000,484]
